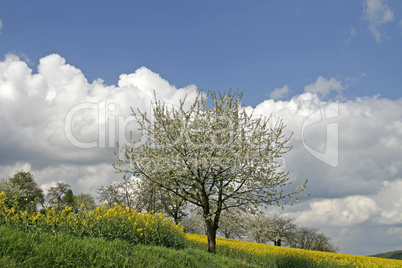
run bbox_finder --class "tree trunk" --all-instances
[205,219,217,253]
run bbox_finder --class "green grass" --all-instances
[371,250,402,260]
[0,225,357,268]
[0,225,256,267]
[5,226,399,268]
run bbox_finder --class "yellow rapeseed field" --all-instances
[0,191,185,248]
[186,233,402,268]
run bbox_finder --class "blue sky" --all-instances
[1,1,401,105]
[0,1,402,256]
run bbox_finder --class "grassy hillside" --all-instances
[0,226,253,268]
[371,250,402,260]
[2,226,402,267]
[1,192,402,267]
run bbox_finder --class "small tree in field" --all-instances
[288,226,339,252]
[114,90,307,253]
[0,170,44,212]
[74,193,97,210]
[217,208,246,239]
[248,212,297,246]
[97,177,187,223]
[47,183,71,211]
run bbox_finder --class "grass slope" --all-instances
[0,225,352,268]
[371,250,402,260]
[2,225,401,267]
[0,225,253,268]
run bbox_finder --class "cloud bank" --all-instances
[0,53,199,193]
[253,92,402,255]
[0,54,401,255]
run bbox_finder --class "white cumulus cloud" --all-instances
[0,53,199,194]
[251,91,402,255]
[293,195,380,227]
[363,0,394,42]
[269,85,290,100]
[304,76,343,98]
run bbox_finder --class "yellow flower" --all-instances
[184,233,402,267]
